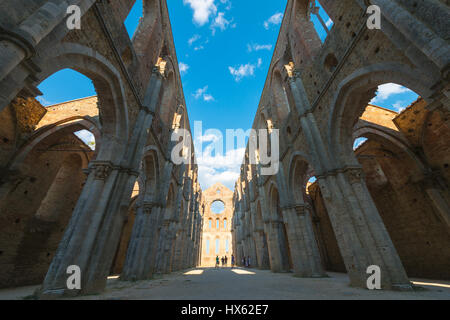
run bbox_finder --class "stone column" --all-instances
[337,167,411,289]
[264,220,290,272]
[40,69,162,298]
[154,218,178,274]
[287,73,411,290]
[422,172,450,230]
[172,207,189,271]
[0,0,95,82]
[182,184,195,269]
[254,169,287,272]
[121,202,161,281]
[283,204,325,277]
[39,160,141,297]
[253,230,270,269]
[122,156,173,278]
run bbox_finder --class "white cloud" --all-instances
[264,12,283,30]
[197,133,221,143]
[353,137,368,150]
[211,12,231,35]
[229,64,256,81]
[228,59,263,81]
[188,34,201,46]
[326,18,333,28]
[36,96,53,106]
[193,130,246,190]
[219,0,232,10]
[183,0,217,25]
[247,43,273,52]
[370,83,410,104]
[194,86,208,99]
[196,142,245,190]
[193,86,215,102]
[179,62,189,75]
[392,101,407,113]
[74,130,95,150]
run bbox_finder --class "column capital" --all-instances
[152,66,165,78]
[140,105,155,116]
[318,166,365,183]
[0,24,36,59]
[142,201,160,213]
[342,167,365,184]
[89,161,114,180]
[270,220,284,226]
[294,204,307,216]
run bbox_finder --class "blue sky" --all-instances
[36,1,419,191]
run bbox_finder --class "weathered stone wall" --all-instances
[0,0,202,295]
[0,131,91,287]
[233,0,450,289]
[308,183,346,273]
[200,183,234,267]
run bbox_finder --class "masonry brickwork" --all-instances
[232,0,450,290]
[0,0,203,297]
[0,0,449,297]
[200,183,234,267]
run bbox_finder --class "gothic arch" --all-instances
[36,42,130,163]
[287,151,314,202]
[142,149,159,202]
[9,118,100,171]
[158,70,177,127]
[352,122,427,173]
[164,182,176,219]
[131,0,163,64]
[271,70,291,123]
[290,0,323,63]
[288,154,316,205]
[268,182,283,221]
[327,63,434,168]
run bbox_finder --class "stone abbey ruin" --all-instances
[0,0,448,299]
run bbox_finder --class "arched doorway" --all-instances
[269,186,292,272]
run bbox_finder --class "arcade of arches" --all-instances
[0,0,449,299]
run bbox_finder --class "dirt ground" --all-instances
[1,267,449,300]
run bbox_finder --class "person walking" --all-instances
[215,256,220,268]
[247,256,251,268]
[231,254,235,267]
[224,256,228,266]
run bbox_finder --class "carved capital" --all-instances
[89,161,114,180]
[343,167,365,185]
[288,69,301,82]
[152,66,163,76]
[294,204,307,216]
[0,25,36,59]
[270,220,284,227]
[143,202,156,214]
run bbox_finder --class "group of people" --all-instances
[215,254,236,268]
[242,256,251,268]
[215,255,233,268]
[214,255,252,268]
